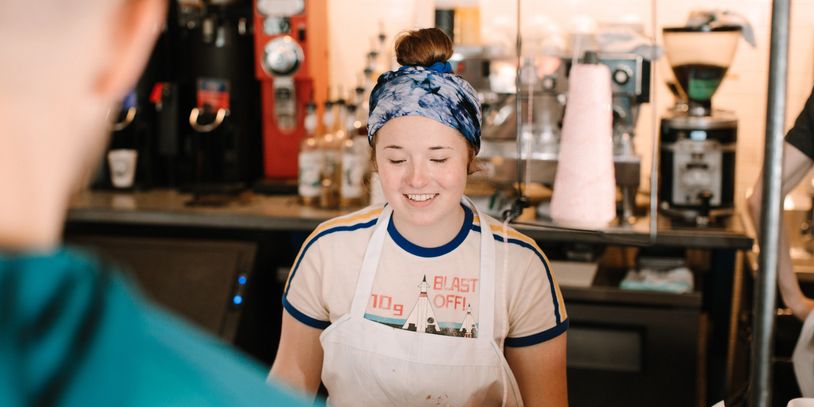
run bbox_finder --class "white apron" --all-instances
[319,201,524,407]
[793,311,814,397]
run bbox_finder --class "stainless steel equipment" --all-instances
[658,26,741,226]
[459,49,651,223]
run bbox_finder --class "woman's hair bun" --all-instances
[394,28,453,67]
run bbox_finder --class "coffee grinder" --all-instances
[659,26,742,226]
[252,0,328,193]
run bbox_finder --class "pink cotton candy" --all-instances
[550,63,616,228]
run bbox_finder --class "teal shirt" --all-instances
[0,248,309,406]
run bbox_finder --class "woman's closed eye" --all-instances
[430,158,448,164]
[388,159,406,164]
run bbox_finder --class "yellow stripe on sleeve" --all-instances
[489,222,568,321]
[284,206,383,291]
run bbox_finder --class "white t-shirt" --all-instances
[283,202,568,347]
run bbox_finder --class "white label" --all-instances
[298,151,323,198]
[341,153,367,199]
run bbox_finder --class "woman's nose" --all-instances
[406,163,429,188]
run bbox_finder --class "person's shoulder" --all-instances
[474,212,550,265]
[301,204,385,249]
[137,305,311,406]
[2,247,310,407]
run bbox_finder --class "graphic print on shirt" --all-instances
[365,274,479,338]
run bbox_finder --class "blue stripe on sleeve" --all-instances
[284,217,378,297]
[282,296,331,330]
[505,320,569,347]
[471,225,563,325]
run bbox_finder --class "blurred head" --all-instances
[0,0,166,249]
[0,0,166,191]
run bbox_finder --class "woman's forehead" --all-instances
[377,116,465,147]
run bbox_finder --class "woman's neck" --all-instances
[0,132,69,252]
[391,204,466,248]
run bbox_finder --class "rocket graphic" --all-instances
[402,275,439,333]
[459,304,477,338]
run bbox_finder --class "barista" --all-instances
[0,0,307,405]
[269,28,568,406]
[748,86,814,396]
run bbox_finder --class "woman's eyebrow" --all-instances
[429,146,452,150]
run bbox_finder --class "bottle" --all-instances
[333,95,347,142]
[341,105,370,208]
[298,102,321,206]
[319,98,340,209]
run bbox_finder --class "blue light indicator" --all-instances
[232,295,243,305]
[238,275,247,285]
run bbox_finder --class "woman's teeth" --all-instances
[406,193,437,202]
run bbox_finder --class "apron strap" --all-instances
[469,197,496,341]
[350,206,393,317]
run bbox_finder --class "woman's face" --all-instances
[375,116,469,228]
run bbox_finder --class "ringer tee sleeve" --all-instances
[504,246,568,347]
[786,87,814,160]
[282,238,330,330]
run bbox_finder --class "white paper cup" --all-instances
[107,149,138,188]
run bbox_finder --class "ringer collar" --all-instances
[387,204,473,258]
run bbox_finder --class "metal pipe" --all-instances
[648,0,659,242]
[751,0,790,405]
[514,0,524,202]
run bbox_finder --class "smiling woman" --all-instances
[270,28,568,407]
[375,116,470,246]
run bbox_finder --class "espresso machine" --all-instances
[658,26,741,226]
[464,49,651,224]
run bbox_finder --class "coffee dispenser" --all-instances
[174,0,262,194]
[253,0,328,190]
[93,25,172,191]
[659,26,741,226]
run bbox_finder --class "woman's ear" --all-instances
[94,0,167,101]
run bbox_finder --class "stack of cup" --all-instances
[550,52,615,229]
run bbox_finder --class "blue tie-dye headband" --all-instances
[367,62,482,153]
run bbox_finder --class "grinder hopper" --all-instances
[662,26,741,116]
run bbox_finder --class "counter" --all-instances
[68,189,753,250]
[65,188,754,407]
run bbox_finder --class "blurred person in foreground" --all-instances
[0,0,308,405]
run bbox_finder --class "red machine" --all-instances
[253,0,327,181]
